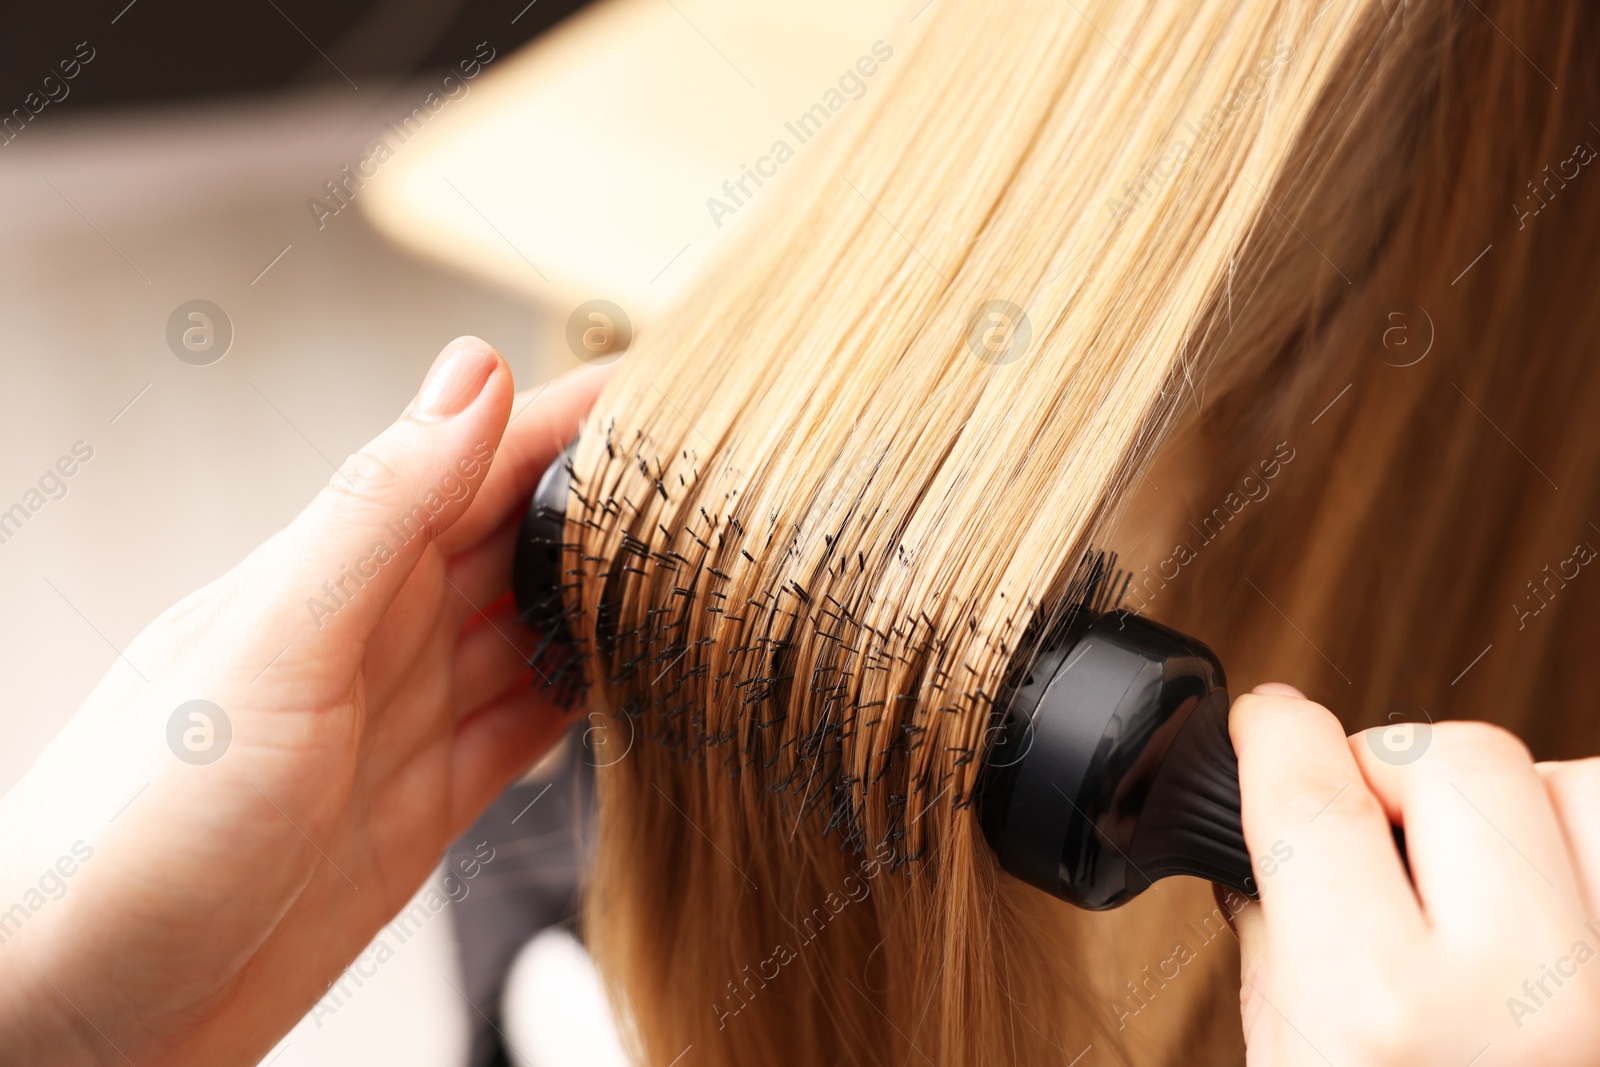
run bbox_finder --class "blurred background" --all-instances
[0,0,904,1062]
[0,5,589,1064]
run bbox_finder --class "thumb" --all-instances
[261,336,514,647]
[1228,890,1273,1052]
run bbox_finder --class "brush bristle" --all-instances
[528,427,1143,862]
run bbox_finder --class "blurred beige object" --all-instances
[362,0,907,333]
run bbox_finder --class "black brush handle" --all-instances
[978,612,1254,910]
[1122,684,1253,894]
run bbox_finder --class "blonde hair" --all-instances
[558,0,1600,1062]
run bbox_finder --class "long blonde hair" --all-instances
[560,0,1600,1062]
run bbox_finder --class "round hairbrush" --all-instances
[512,441,1255,909]
[975,607,1253,909]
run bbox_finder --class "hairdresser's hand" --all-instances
[0,338,608,1066]
[1229,685,1600,1067]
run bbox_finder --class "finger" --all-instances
[448,686,581,837]
[257,337,514,648]
[358,557,452,714]
[1251,682,1306,699]
[361,594,454,736]
[1538,758,1600,917]
[434,363,613,557]
[454,604,540,719]
[1230,693,1421,948]
[1227,891,1272,1040]
[1230,892,1265,963]
[443,515,521,623]
[1352,721,1584,933]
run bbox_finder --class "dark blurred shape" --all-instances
[448,732,594,1067]
[0,0,594,111]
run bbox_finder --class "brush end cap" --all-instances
[513,439,578,640]
[977,611,1253,909]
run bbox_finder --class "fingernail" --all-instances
[415,338,499,420]
[1251,682,1306,699]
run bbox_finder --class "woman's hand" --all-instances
[1231,684,1600,1067]
[0,338,607,1065]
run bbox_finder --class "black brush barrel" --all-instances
[513,440,578,642]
